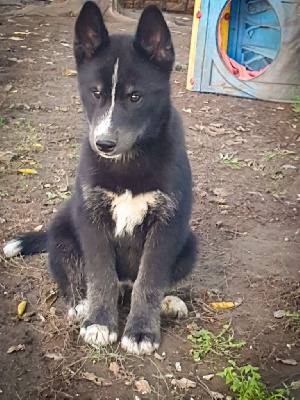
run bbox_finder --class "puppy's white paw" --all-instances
[161,295,188,319]
[121,335,159,355]
[68,300,88,322]
[80,324,118,346]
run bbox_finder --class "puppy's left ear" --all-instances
[74,1,109,67]
[134,5,175,71]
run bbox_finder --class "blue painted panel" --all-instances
[227,0,281,71]
[190,0,300,102]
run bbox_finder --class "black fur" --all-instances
[4,1,197,354]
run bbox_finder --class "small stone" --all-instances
[273,310,285,319]
[175,362,182,372]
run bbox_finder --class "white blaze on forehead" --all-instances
[94,58,119,139]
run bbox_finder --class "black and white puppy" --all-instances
[4,1,197,355]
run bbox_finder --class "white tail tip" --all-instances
[3,239,22,258]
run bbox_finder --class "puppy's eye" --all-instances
[93,90,101,99]
[130,93,141,103]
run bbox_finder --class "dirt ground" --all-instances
[0,4,299,400]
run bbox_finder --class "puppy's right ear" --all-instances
[74,1,109,66]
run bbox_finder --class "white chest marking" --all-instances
[94,58,119,139]
[111,190,157,237]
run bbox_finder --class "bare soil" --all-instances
[0,6,299,400]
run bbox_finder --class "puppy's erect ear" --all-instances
[74,1,109,66]
[134,5,175,71]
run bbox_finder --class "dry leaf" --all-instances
[135,379,151,394]
[7,344,25,354]
[17,300,27,318]
[21,159,37,165]
[44,352,63,361]
[281,164,296,169]
[14,31,30,35]
[276,357,297,366]
[234,298,244,307]
[291,380,300,390]
[211,392,225,399]
[82,371,112,386]
[211,302,234,309]
[213,188,228,198]
[34,224,43,232]
[33,143,42,148]
[45,291,58,305]
[9,36,24,41]
[17,168,37,174]
[171,377,196,389]
[109,361,119,375]
[202,374,214,381]
[0,151,14,164]
[154,352,165,361]
[62,68,77,77]
[4,84,13,92]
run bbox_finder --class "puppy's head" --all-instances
[74,1,175,160]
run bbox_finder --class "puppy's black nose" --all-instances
[96,139,116,153]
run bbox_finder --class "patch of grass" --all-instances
[285,311,300,332]
[291,92,300,113]
[0,117,5,127]
[261,151,279,160]
[89,347,119,364]
[292,103,300,113]
[46,191,71,201]
[0,189,9,197]
[220,154,246,169]
[13,122,40,153]
[260,149,297,161]
[217,360,294,400]
[67,152,79,160]
[291,87,300,113]
[188,324,246,361]
[265,187,286,199]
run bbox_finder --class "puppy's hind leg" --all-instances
[47,203,86,322]
[161,231,197,319]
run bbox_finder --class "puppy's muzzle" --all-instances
[95,139,117,154]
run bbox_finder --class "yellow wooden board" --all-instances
[186,0,201,90]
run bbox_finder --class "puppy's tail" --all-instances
[3,231,48,258]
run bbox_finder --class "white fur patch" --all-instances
[68,299,88,322]
[161,295,188,318]
[94,58,119,141]
[121,335,159,355]
[111,190,157,236]
[80,324,118,346]
[3,239,22,258]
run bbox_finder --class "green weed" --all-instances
[46,191,71,201]
[188,324,245,361]
[261,149,297,161]
[285,311,300,331]
[0,117,5,127]
[261,151,279,160]
[13,122,39,153]
[0,189,9,197]
[220,154,246,169]
[217,360,294,400]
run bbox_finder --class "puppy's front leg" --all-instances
[121,225,181,355]
[78,218,119,347]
